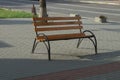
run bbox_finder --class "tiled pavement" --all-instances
[0,18,120,80]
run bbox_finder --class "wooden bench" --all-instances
[32,16,97,60]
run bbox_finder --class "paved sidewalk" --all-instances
[0,18,120,80]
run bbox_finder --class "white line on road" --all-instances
[48,2,120,12]
[48,6,120,16]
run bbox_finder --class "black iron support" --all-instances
[32,38,36,53]
[77,38,83,48]
[89,37,97,54]
[83,30,97,54]
[32,33,51,60]
[43,41,51,61]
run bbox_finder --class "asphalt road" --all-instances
[47,1,120,22]
[0,0,120,22]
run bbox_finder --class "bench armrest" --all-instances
[37,33,49,41]
[83,30,95,36]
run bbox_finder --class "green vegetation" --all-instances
[0,8,33,18]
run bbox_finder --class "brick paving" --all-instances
[17,62,120,80]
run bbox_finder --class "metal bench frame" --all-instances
[32,16,97,60]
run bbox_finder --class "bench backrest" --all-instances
[33,16,83,35]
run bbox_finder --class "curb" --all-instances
[80,1,120,5]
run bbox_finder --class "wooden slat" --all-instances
[33,17,81,21]
[36,33,93,41]
[34,21,82,26]
[35,26,83,31]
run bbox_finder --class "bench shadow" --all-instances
[0,40,14,48]
[0,58,95,80]
[0,50,119,79]
[33,50,120,61]
[78,50,120,61]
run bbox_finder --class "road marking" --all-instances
[48,2,120,12]
[48,12,68,16]
[48,6,120,16]
[80,1,119,5]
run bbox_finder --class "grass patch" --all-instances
[0,8,33,18]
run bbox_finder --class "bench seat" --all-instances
[36,33,93,41]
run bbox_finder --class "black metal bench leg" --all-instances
[47,41,51,61]
[89,36,97,54]
[32,38,37,53]
[93,35,97,54]
[83,30,97,54]
[77,38,83,48]
[43,41,51,61]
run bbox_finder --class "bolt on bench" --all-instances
[32,16,97,60]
